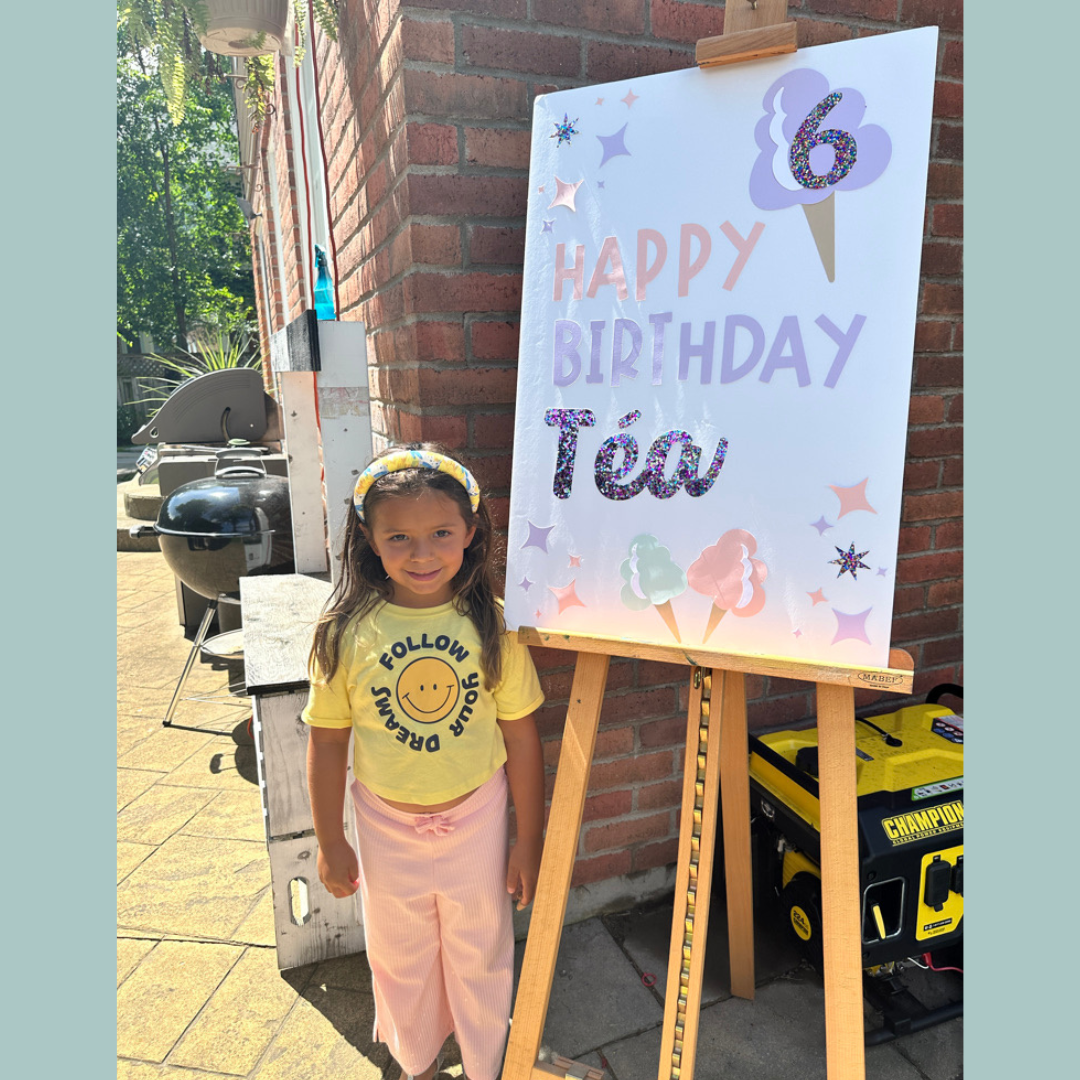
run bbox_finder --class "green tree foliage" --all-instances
[117,52,256,350]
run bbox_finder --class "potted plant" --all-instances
[118,1,338,124]
[199,1,291,57]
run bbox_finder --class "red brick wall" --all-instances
[255,0,963,891]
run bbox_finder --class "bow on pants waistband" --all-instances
[414,815,455,836]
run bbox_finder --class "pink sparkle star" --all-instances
[830,478,878,518]
[534,609,543,621]
[807,588,827,605]
[621,89,639,108]
[595,97,604,105]
[568,554,582,568]
[547,176,583,212]
[549,580,585,614]
[831,607,873,646]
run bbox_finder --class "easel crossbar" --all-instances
[517,627,914,695]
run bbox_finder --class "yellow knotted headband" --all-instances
[352,449,481,523]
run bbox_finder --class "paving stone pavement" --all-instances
[117,550,962,1079]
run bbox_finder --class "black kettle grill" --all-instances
[131,449,295,725]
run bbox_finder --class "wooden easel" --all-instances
[503,635,912,1080]
[503,5,915,1079]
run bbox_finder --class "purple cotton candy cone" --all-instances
[748,68,892,280]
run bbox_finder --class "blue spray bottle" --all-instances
[313,243,336,320]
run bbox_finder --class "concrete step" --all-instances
[124,481,162,521]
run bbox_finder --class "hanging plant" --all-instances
[118,1,338,125]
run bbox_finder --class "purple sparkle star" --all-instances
[811,516,833,535]
[522,521,555,553]
[541,219,554,233]
[876,567,888,577]
[597,123,631,168]
[831,607,873,646]
[830,543,870,580]
[518,575,534,593]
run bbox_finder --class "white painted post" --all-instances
[277,370,327,574]
[312,320,372,588]
[270,314,372,583]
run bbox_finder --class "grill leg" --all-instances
[163,598,218,727]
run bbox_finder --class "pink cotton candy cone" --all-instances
[688,530,768,636]
[703,603,727,643]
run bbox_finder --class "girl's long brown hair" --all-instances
[310,445,505,690]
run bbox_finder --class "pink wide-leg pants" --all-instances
[350,768,514,1080]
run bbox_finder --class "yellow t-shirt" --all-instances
[302,600,545,804]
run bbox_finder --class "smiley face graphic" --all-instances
[395,657,461,725]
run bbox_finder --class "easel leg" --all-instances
[503,652,611,1080]
[719,670,755,1000]
[656,668,723,1080]
[816,682,866,1080]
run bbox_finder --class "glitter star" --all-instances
[831,607,873,646]
[541,219,554,233]
[522,521,555,552]
[568,554,582,568]
[518,575,534,593]
[621,89,639,108]
[830,478,878,518]
[807,588,828,606]
[549,580,586,614]
[547,176,583,212]
[551,113,580,146]
[830,543,870,580]
[811,516,833,535]
[597,123,631,168]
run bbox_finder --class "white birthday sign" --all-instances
[505,29,938,668]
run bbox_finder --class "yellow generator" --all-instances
[748,685,963,1043]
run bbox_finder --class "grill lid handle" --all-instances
[214,447,268,478]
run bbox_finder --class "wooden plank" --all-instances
[519,628,914,695]
[241,574,332,695]
[815,682,866,1080]
[269,309,321,373]
[696,23,797,68]
[267,832,365,970]
[503,652,611,1080]
[279,370,328,575]
[718,670,755,1001]
[253,692,318,839]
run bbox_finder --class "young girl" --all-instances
[303,446,546,1080]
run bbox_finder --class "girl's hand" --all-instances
[506,835,543,910]
[317,837,360,898]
